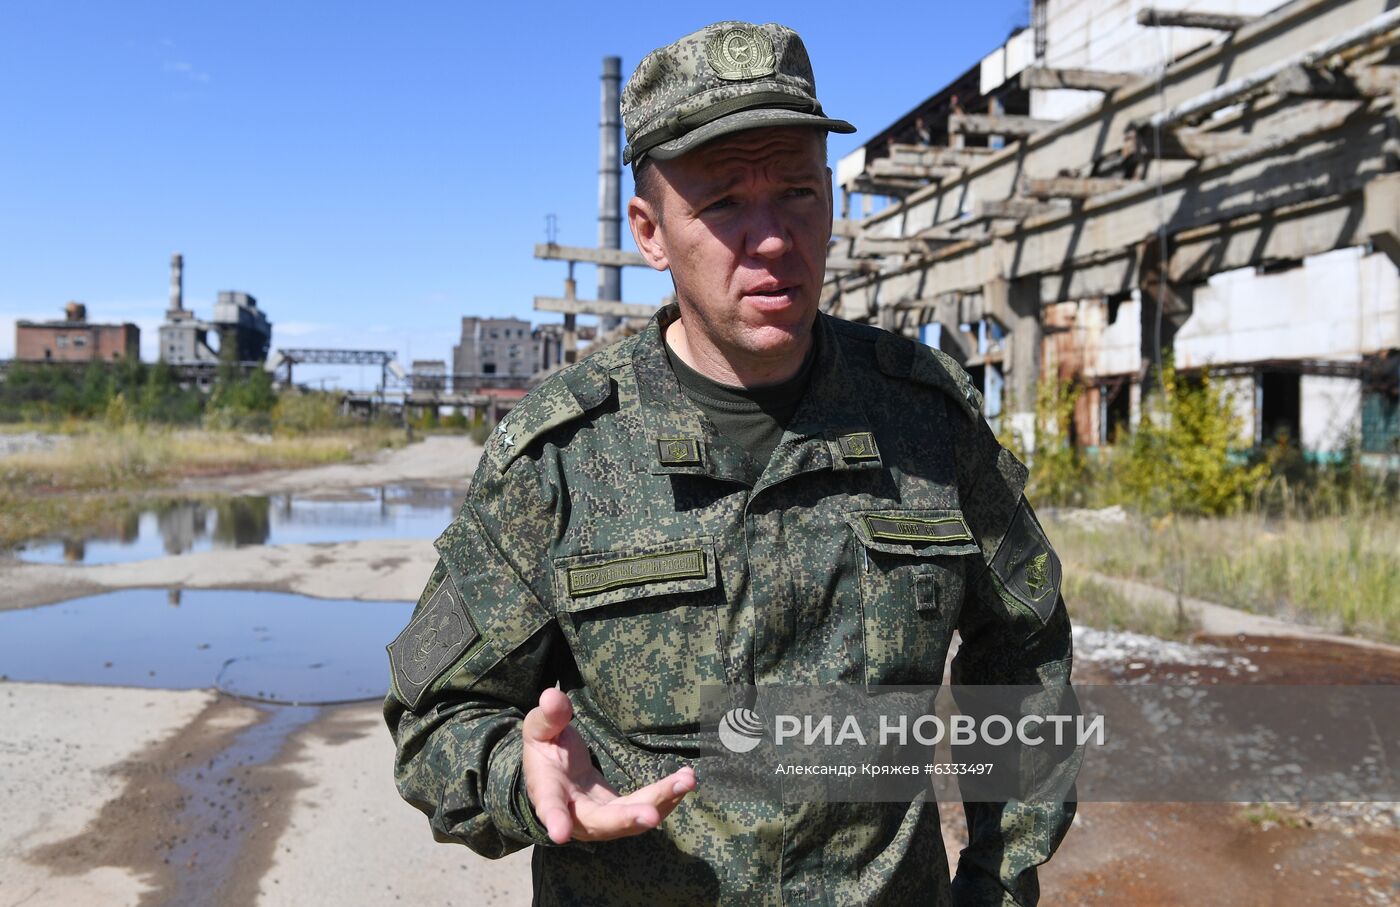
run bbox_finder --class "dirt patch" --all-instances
[0,538,436,612]
[188,435,480,497]
[26,695,264,905]
[1198,634,1400,684]
[1043,801,1398,906]
[0,566,108,612]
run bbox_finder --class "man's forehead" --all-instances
[674,128,825,175]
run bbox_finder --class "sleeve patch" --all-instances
[388,574,480,709]
[989,498,1062,624]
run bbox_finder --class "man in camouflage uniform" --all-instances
[386,20,1076,906]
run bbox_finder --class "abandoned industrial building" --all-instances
[15,302,140,363]
[451,316,569,391]
[824,0,1400,464]
[159,253,273,369]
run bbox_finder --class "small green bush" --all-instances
[271,392,347,434]
[1116,363,1269,516]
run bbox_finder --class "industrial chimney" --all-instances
[168,252,184,316]
[598,56,622,330]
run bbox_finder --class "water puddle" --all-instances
[0,589,411,704]
[14,483,460,564]
[167,702,319,904]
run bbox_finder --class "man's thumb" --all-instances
[523,687,573,742]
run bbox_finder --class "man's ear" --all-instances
[627,195,669,272]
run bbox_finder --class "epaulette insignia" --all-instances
[656,437,702,466]
[495,361,613,473]
[837,431,880,462]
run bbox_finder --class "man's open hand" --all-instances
[522,687,697,844]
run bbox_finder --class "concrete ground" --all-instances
[1,433,1396,906]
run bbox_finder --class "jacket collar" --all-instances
[630,304,883,487]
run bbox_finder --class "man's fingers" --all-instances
[617,766,697,809]
[571,767,696,840]
[571,797,664,840]
[527,775,575,845]
[522,687,573,743]
[540,805,575,845]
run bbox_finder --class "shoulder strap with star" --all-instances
[487,353,619,474]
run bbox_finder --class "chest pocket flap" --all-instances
[847,508,981,558]
[551,536,722,734]
[847,509,978,686]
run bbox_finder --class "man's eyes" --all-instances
[704,187,815,211]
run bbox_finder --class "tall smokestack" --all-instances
[169,252,184,315]
[598,56,622,330]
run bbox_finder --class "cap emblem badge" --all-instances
[706,26,776,81]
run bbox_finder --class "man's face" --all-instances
[630,127,832,381]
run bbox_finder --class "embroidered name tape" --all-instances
[567,548,707,597]
[864,514,973,544]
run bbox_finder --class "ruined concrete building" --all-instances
[452,316,567,390]
[829,0,1400,463]
[158,253,273,366]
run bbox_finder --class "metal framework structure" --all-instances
[267,348,401,389]
[827,0,1400,427]
[532,243,660,362]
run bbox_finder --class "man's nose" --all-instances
[744,203,792,260]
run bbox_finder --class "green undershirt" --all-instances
[664,336,817,467]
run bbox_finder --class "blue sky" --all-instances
[1,1,1030,388]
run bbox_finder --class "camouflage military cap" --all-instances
[622,21,856,166]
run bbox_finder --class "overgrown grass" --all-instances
[1062,573,1197,640]
[0,425,407,550]
[1238,803,1305,830]
[0,425,404,492]
[1044,507,1400,644]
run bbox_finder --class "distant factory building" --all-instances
[15,302,140,363]
[450,316,572,392]
[158,253,273,365]
[411,359,448,391]
[453,316,535,381]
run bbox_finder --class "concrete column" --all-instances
[987,276,1043,443]
[168,252,184,315]
[598,56,623,332]
[563,277,578,365]
[1139,278,1195,398]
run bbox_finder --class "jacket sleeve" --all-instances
[949,408,1079,907]
[383,449,569,857]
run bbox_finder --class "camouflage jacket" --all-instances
[385,306,1076,906]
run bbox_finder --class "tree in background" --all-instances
[1119,362,1269,517]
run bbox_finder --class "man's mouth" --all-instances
[745,284,797,300]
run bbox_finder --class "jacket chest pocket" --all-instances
[553,537,725,735]
[848,510,980,687]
